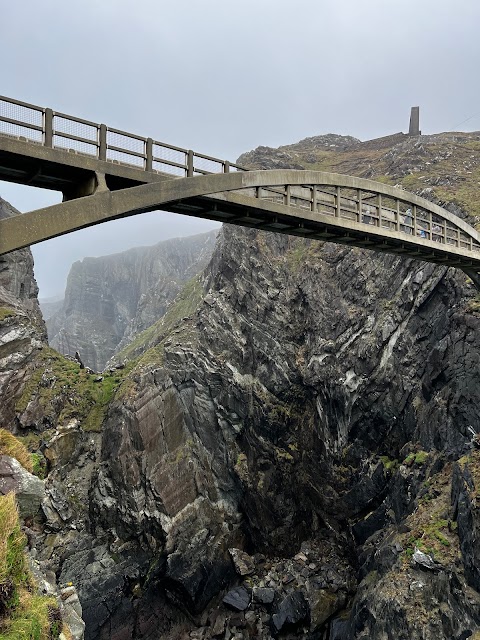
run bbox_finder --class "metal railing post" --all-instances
[99,124,107,161]
[146,137,153,172]
[187,150,194,177]
[311,186,317,213]
[224,160,230,174]
[44,108,53,147]
[358,189,362,223]
[335,186,340,217]
[377,194,382,227]
[413,206,418,237]
[395,200,400,231]
[285,185,291,207]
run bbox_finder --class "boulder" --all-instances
[222,586,250,611]
[271,590,309,632]
[229,548,255,576]
[252,587,275,605]
[0,454,44,519]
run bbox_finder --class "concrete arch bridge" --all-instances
[1,96,480,287]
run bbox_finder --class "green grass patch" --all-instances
[380,455,398,472]
[403,450,429,466]
[0,493,65,639]
[15,347,125,432]
[400,460,458,566]
[0,493,28,590]
[405,518,452,559]
[466,294,480,313]
[0,431,33,473]
[29,454,46,480]
[0,307,16,322]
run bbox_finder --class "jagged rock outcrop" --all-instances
[84,214,480,638]
[47,230,217,370]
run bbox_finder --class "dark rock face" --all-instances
[86,219,480,638]
[47,230,217,370]
[223,586,251,611]
[452,454,480,593]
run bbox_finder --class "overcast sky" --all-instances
[1,0,480,298]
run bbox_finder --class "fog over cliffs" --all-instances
[45,230,217,370]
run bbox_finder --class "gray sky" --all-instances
[1,0,480,297]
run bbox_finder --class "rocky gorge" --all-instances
[2,129,480,639]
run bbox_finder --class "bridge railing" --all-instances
[0,96,246,178]
[2,97,480,257]
[245,184,480,253]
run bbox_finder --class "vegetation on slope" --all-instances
[15,347,124,432]
[0,308,16,322]
[0,431,33,474]
[0,430,71,639]
[113,275,205,401]
[116,275,204,365]
[0,492,63,640]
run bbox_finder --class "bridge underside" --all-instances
[0,135,168,200]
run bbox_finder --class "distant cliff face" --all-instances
[47,230,217,370]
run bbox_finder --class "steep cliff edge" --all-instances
[47,230,217,371]
[2,131,480,640]
[0,197,46,428]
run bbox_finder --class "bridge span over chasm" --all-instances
[1,96,480,287]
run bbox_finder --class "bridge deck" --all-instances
[0,96,245,196]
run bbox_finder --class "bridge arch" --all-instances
[1,169,480,285]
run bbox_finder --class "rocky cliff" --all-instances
[47,230,217,371]
[0,197,46,428]
[2,130,480,640]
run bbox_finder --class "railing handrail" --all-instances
[0,95,245,178]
